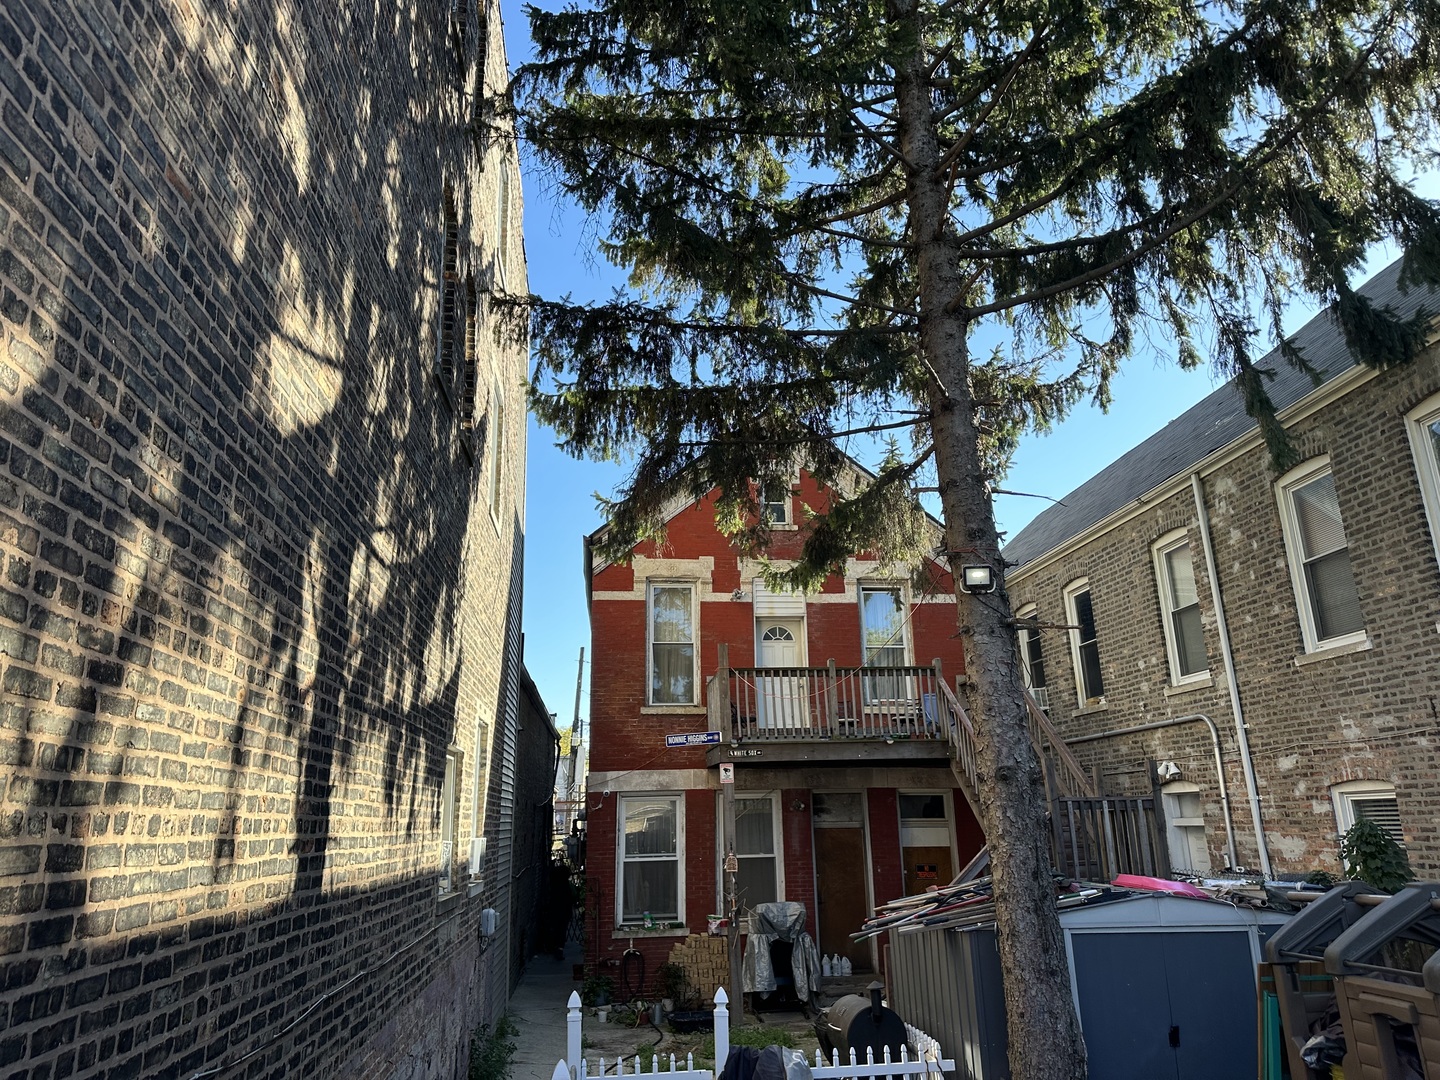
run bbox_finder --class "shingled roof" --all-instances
[1003,258,1435,570]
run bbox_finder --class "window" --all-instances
[1332,781,1404,846]
[1160,782,1211,873]
[1015,604,1049,712]
[440,748,459,892]
[487,376,504,518]
[1276,458,1365,651]
[438,191,461,392]
[649,583,697,705]
[761,480,790,526]
[860,585,908,701]
[1063,579,1105,705]
[1153,531,1207,683]
[732,795,780,911]
[619,794,682,922]
[460,280,479,432]
[496,164,512,285]
[1406,393,1440,571]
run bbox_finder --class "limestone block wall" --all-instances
[0,0,530,1076]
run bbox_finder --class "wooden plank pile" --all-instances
[852,876,1107,940]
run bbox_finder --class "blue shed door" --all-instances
[1071,930,1257,1080]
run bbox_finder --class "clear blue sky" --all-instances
[501,6,1431,729]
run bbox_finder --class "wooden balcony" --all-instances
[703,657,959,768]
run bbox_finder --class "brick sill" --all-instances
[1293,637,1373,667]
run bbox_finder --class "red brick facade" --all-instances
[584,473,980,987]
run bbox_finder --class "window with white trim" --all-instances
[1406,393,1440,571]
[761,480,790,526]
[1332,780,1404,847]
[1015,604,1049,712]
[1276,457,1365,651]
[732,794,781,911]
[1063,579,1105,705]
[440,748,459,892]
[1153,531,1208,683]
[619,794,683,922]
[860,584,908,702]
[648,582,697,705]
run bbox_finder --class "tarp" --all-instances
[742,902,822,1002]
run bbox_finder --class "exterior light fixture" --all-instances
[960,565,995,593]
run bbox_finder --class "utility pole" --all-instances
[568,647,584,802]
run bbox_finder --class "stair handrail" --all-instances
[1022,692,1095,798]
[934,678,980,796]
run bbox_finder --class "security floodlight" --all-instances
[960,565,995,593]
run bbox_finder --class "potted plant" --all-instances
[581,972,614,1008]
[655,962,690,1013]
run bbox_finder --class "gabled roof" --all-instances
[1003,258,1436,570]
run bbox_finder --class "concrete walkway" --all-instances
[508,944,585,1080]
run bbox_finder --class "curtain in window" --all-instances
[1164,544,1206,675]
[1292,474,1363,639]
[734,798,777,908]
[861,588,906,700]
[651,586,695,703]
[622,798,679,919]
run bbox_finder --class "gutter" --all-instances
[1065,713,1239,872]
[1190,473,1273,878]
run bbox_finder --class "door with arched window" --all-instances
[755,619,808,728]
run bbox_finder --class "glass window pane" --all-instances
[735,858,777,910]
[899,794,945,820]
[1307,550,1363,640]
[1164,544,1199,609]
[1021,627,1046,690]
[735,799,774,855]
[652,642,695,704]
[652,586,693,643]
[812,792,862,824]
[1073,589,1097,643]
[1173,604,1206,675]
[862,589,905,655]
[623,799,677,857]
[622,861,678,920]
[1079,640,1104,699]
[1293,474,1347,557]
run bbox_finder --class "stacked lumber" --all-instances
[852,876,1105,940]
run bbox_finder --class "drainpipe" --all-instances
[1190,473,1273,879]
[1066,714,1238,872]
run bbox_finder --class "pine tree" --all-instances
[511,0,1440,1074]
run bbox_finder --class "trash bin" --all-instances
[1263,882,1388,1080]
[1323,883,1440,1079]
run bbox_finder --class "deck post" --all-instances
[717,643,731,744]
[825,659,839,734]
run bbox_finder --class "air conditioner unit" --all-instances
[1030,686,1051,712]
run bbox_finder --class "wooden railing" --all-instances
[709,661,953,742]
[1055,795,1170,882]
[1023,692,1095,798]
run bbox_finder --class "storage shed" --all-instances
[887,891,1290,1080]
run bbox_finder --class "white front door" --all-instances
[755,619,808,728]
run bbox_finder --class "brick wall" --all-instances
[0,0,532,1076]
[1008,353,1440,876]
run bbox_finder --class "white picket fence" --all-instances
[557,988,954,1080]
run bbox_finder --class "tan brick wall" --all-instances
[0,0,530,1076]
[1008,353,1440,877]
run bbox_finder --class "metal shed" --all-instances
[887,891,1290,1080]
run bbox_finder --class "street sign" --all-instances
[719,763,735,784]
[665,731,722,748]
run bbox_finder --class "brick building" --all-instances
[1004,257,1440,879]
[0,0,542,1076]
[583,467,982,983]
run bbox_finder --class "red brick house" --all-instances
[582,464,982,980]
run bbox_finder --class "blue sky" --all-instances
[502,8,1431,729]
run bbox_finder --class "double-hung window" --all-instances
[860,585,908,701]
[732,795,780,911]
[1015,604,1049,712]
[1153,531,1207,683]
[1406,393,1440,571]
[1276,457,1365,651]
[1063,579,1105,705]
[762,480,790,526]
[619,794,682,922]
[649,583,697,705]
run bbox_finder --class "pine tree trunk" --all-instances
[891,3,1088,1077]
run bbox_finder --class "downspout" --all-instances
[1190,473,1273,878]
[1066,714,1238,871]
